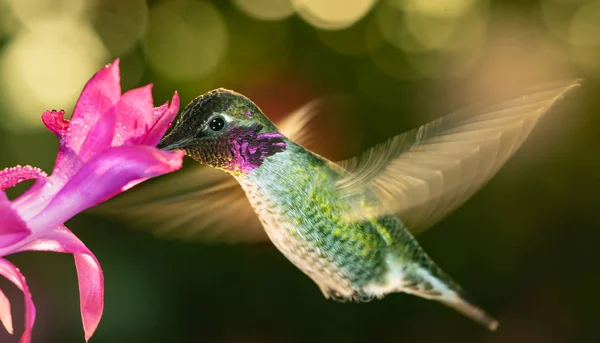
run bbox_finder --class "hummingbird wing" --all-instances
[98,99,326,243]
[335,80,581,233]
[277,98,324,151]
[99,165,268,242]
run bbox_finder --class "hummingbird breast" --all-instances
[235,142,398,299]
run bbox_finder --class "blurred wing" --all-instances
[277,97,325,150]
[100,99,326,243]
[336,80,581,233]
[100,165,268,242]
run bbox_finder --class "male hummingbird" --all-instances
[107,80,580,331]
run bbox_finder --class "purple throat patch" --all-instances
[227,126,286,174]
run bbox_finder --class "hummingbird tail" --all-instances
[439,295,499,331]
[375,261,500,331]
[411,266,500,331]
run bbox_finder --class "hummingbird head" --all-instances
[158,88,287,175]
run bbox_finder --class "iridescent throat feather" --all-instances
[187,125,286,175]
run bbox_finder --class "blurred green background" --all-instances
[0,0,599,342]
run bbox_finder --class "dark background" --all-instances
[0,0,599,342]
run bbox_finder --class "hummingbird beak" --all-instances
[157,132,192,151]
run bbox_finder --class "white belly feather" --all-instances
[236,176,354,297]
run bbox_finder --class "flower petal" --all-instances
[27,146,183,231]
[143,92,180,146]
[111,84,155,146]
[67,60,121,161]
[0,166,47,192]
[0,258,35,343]
[0,191,30,248]
[17,226,103,342]
[40,110,81,185]
[0,165,49,223]
[41,110,70,138]
[0,166,37,247]
[0,288,14,334]
[33,61,122,219]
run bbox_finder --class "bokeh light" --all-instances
[143,0,228,81]
[0,0,19,39]
[568,1,600,47]
[375,3,428,52]
[372,0,488,79]
[0,17,107,131]
[367,42,422,80]
[293,0,377,30]
[571,45,600,76]
[316,19,383,56]
[394,0,476,18]
[90,0,148,56]
[8,0,88,27]
[542,0,600,77]
[234,0,295,21]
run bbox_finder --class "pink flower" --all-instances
[0,59,184,342]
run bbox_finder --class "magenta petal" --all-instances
[41,110,70,138]
[28,146,183,231]
[0,166,39,246]
[143,92,180,146]
[32,62,123,214]
[75,106,116,164]
[0,192,31,248]
[0,288,14,334]
[67,60,121,161]
[0,166,47,192]
[18,226,103,341]
[74,253,102,342]
[111,84,155,146]
[0,165,49,222]
[40,109,79,193]
[0,258,35,343]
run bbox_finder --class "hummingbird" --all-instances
[106,80,580,331]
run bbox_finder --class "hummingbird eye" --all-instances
[209,117,225,131]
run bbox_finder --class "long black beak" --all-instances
[157,132,190,151]
[157,134,175,150]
